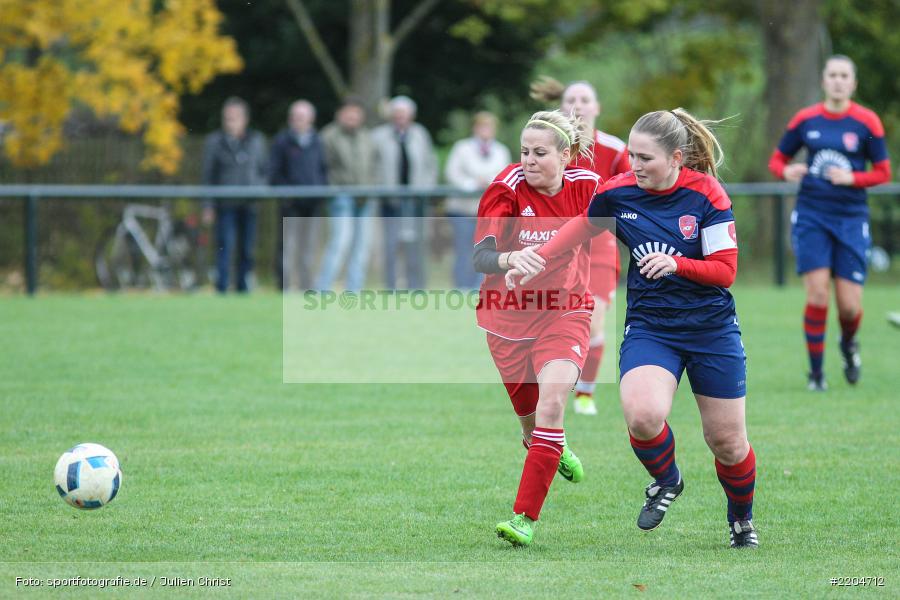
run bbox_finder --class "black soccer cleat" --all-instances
[637,477,684,531]
[807,372,828,392]
[839,340,861,385]
[729,519,759,549]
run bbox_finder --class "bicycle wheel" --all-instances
[164,221,201,291]
[95,227,151,290]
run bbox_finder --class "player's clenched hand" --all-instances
[638,252,677,280]
[825,166,854,186]
[507,246,545,277]
[782,163,808,183]
[505,267,524,290]
[504,246,544,289]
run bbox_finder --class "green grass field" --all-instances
[1,286,898,598]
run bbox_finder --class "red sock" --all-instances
[513,427,563,521]
[839,310,862,344]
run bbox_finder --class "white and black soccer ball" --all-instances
[54,443,122,509]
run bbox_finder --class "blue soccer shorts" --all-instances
[791,209,870,284]
[619,322,747,399]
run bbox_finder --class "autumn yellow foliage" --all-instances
[0,0,242,174]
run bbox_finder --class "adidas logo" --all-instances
[571,345,582,357]
[521,206,535,217]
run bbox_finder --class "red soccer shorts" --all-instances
[486,313,591,416]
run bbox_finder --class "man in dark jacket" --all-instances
[270,99,328,290]
[202,97,268,293]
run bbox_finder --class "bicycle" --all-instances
[95,203,209,291]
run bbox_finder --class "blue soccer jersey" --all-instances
[771,102,890,217]
[588,168,738,331]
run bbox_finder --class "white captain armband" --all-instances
[701,221,738,256]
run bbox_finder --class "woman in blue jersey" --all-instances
[769,55,891,391]
[506,108,758,549]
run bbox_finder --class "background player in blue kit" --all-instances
[768,55,891,391]
[508,108,758,549]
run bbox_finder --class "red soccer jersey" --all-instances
[572,130,630,271]
[474,163,601,340]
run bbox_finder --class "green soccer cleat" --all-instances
[574,394,598,416]
[496,513,534,547]
[557,445,584,483]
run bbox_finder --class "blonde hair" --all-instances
[631,108,725,179]
[524,109,593,164]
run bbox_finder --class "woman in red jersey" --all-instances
[472,110,599,546]
[507,109,759,549]
[532,77,631,415]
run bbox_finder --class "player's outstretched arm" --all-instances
[507,216,606,289]
[539,215,604,260]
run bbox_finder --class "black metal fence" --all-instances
[2,182,898,295]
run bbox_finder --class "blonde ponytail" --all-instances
[632,108,725,178]
[529,76,566,104]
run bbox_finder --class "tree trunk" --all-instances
[349,0,393,121]
[758,0,825,257]
[761,0,824,153]
[292,0,439,122]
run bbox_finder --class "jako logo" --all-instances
[620,212,638,220]
[519,229,557,243]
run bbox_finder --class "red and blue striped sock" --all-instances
[804,303,828,375]
[630,422,680,487]
[839,310,862,345]
[513,427,564,521]
[715,446,756,523]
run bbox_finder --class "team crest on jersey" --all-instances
[842,132,859,152]
[678,215,698,240]
[728,222,737,243]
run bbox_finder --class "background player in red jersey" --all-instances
[472,110,598,546]
[508,109,759,549]
[768,55,891,391]
[531,77,631,416]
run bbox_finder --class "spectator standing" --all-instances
[371,96,438,290]
[202,97,268,293]
[444,111,510,289]
[315,97,377,291]
[270,99,328,291]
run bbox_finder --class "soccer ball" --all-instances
[54,443,122,509]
